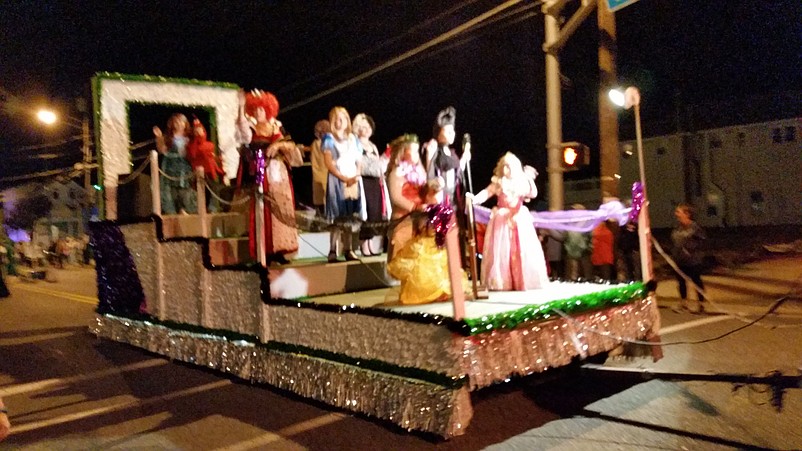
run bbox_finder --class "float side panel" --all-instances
[90,314,472,438]
[267,305,462,376]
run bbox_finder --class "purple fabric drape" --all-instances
[473,200,632,233]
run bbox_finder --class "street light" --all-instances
[609,86,653,281]
[36,106,94,200]
[36,109,57,125]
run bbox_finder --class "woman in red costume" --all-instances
[236,90,303,265]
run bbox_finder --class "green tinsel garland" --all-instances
[462,282,647,335]
[93,72,240,89]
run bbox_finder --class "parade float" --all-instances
[88,73,660,438]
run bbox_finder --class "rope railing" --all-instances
[203,181,251,206]
[117,157,151,185]
[156,166,193,182]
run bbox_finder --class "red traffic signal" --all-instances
[561,143,590,171]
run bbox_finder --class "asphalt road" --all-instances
[1,254,801,450]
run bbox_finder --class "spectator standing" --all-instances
[671,203,707,312]
[563,205,593,281]
[540,228,564,279]
[618,222,639,281]
[591,221,615,280]
[0,253,9,298]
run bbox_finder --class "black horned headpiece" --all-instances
[433,106,456,136]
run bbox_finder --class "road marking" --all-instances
[660,315,731,335]
[212,412,347,451]
[12,284,98,305]
[10,379,231,434]
[0,331,77,346]
[0,359,168,397]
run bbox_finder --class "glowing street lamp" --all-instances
[609,86,653,281]
[36,106,95,198]
[36,109,57,125]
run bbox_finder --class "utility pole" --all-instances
[542,0,597,210]
[597,0,619,199]
[76,98,93,200]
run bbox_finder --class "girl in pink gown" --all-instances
[469,152,549,291]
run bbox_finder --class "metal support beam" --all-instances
[544,2,565,210]
[543,0,597,54]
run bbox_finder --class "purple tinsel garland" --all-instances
[89,221,147,315]
[627,181,644,225]
[254,148,267,187]
[426,203,455,247]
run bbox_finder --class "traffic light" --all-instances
[561,143,589,171]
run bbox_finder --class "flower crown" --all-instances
[389,133,419,149]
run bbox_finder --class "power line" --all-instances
[0,167,76,183]
[6,135,83,152]
[277,0,484,97]
[281,0,530,114]
[379,4,539,79]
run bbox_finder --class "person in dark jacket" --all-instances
[671,203,706,311]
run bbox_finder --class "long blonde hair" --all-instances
[328,106,352,140]
[492,152,531,198]
[165,113,190,149]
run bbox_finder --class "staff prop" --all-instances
[465,196,489,300]
[463,133,473,194]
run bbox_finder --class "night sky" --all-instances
[1,0,800,190]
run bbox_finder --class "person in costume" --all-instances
[468,152,549,291]
[322,106,364,262]
[422,106,471,206]
[385,134,454,304]
[153,113,197,214]
[186,117,228,213]
[353,113,389,256]
[236,89,303,265]
[308,119,330,216]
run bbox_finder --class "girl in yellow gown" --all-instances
[385,135,453,305]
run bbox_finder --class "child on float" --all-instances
[153,113,197,214]
[385,134,456,304]
[468,152,549,291]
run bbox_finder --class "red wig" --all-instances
[245,90,279,120]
